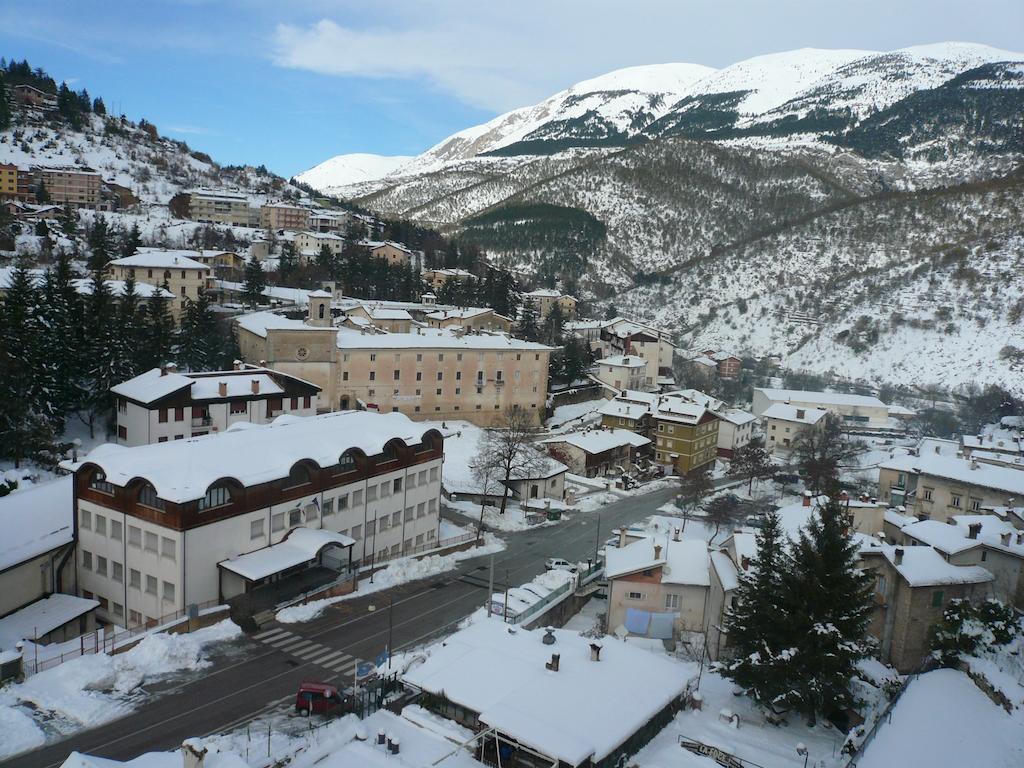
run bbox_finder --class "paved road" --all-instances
[4,484,679,768]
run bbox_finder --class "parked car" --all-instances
[295,681,355,716]
[544,557,577,573]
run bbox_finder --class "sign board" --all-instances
[679,737,744,768]
[356,661,376,679]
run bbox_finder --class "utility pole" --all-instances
[387,593,394,667]
[503,569,510,623]
[486,554,495,617]
[594,511,601,563]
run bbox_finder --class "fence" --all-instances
[501,562,605,626]
[360,531,478,572]
[26,599,223,675]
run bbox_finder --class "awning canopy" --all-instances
[218,528,355,582]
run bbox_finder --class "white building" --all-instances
[540,428,651,477]
[111,364,321,446]
[752,388,890,430]
[593,355,648,392]
[762,403,828,453]
[62,411,445,627]
[716,407,757,458]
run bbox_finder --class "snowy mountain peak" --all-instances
[295,153,412,191]
[567,63,717,96]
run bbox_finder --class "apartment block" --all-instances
[260,202,310,231]
[33,166,105,209]
[189,189,251,227]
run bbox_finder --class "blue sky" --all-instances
[1,1,1021,177]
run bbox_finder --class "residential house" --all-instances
[594,355,647,392]
[708,351,743,379]
[401,620,693,768]
[598,390,659,438]
[33,166,105,210]
[422,268,474,292]
[523,288,578,321]
[652,391,721,475]
[235,297,554,428]
[605,532,711,637]
[62,410,444,626]
[260,202,310,231]
[11,84,57,109]
[425,307,513,333]
[103,181,136,210]
[601,318,676,390]
[761,403,828,454]
[294,231,345,262]
[752,388,890,430]
[715,407,757,458]
[877,441,1024,523]
[365,240,416,268]
[307,209,350,233]
[860,544,993,673]
[540,428,651,478]
[188,189,252,227]
[343,305,414,333]
[106,249,213,320]
[111,363,321,446]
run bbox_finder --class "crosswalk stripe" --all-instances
[314,650,350,666]
[294,644,330,660]
[330,658,358,673]
[268,636,304,649]
[272,639,310,652]
[282,639,317,654]
[306,649,345,665]
[254,628,289,641]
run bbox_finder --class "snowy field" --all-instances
[276,534,505,624]
[0,620,243,761]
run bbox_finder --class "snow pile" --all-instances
[276,535,506,624]
[0,620,241,760]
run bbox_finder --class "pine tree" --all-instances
[718,508,793,711]
[0,79,10,131]
[728,439,775,494]
[243,255,266,308]
[278,242,297,285]
[36,180,50,204]
[777,497,876,722]
[34,219,49,237]
[42,250,85,422]
[178,288,218,371]
[315,243,334,273]
[120,222,142,258]
[142,283,176,371]
[87,214,113,270]
[516,302,540,342]
[542,302,564,345]
[81,265,117,438]
[59,204,78,236]
[92,96,106,115]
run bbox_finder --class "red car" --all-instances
[295,681,354,715]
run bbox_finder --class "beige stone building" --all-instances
[422,268,474,292]
[106,249,213,320]
[523,288,577,320]
[540,428,651,478]
[235,296,554,427]
[294,231,345,261]
[33,166,104,209]
[599,318,677,390]
[425,307,513,333]
[877,438,1024,523]
[189,189,251,227]
[594,355,648,392]
[366,240,416,267]
[261,202,310,231]
[0,163,31,201]
[752,388,890,431]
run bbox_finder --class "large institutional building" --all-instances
[64,411,444,627]
[235,294,554,427]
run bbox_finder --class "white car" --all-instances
[544,558,577,573]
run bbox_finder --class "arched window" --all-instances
[89,468,114,494]
[284,463,311,489]
[318,303,325,320]
[198,483,232,511]
[381,440,402,462]
[138,482,165,510]
[163,270,171,281]
[337,452,357,473]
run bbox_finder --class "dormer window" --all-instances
[338,452,357,473]
[284,464,311,489]
[138,482,165,510]
[198,483,232,511]
[89,469,114,494]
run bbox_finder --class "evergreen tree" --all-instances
[36,180,50,204]
[120,222,142,258]
[141,283,176,371]
[87,214,113,270]
[605,303,619,320]
[718,509,793,711]
[42,250,85,421]
[59,204,78,236]
[81,265,117,437]
[541,302,565,345]
[243,255,266,308]
[315,243,334,273]
[34,219,49,237]
[278,242,297,285]
[92,96,106,115]
[0,79,11,131]
[516,302,540,342]
[561,335,591,384]
[777,497,875,722]
[178,288,219,371]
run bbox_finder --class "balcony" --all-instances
[191,416,212,428]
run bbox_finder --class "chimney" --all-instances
[970,460,980,470]
[839,490,849,501]
[377,729,386,746]
[160,364,167,376]
[916,513,928,522]
[894,547,904,565]
[232,359,243,371]
[968,523,982,539]
[934,444,941,454]
[218,381,227,397]
[802,491,812,507]
[387,736,400,755]
[589,643,602,662]
[618,528,627,548]
[165,362,178,374]
[1000,532,1012,546]
[1016,532,1024,545]
[251,378,260,394]
[673,527,681,542]
[796,408,805,420]
[542,627,556,646]
[545,653,560,672]
[654,544,663,560]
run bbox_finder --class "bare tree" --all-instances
[727,438,775,495]
[677,469,713,515]
[791,414,864,494]
[703,493,746,543]
[472,406,547,519]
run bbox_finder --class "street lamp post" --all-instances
[796,743,809,768]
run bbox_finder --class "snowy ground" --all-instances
[0,620,243,761]
[444,499,560,532]
[276,535,506,624]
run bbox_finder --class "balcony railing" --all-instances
[191,416,212,428]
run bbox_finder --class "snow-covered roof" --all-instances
[888,404,917,416]
[61,411,439,504]
[876,545,993,587]
[110,368,192,402]
[879,452,1024,497]
[523,288,564,298]
[0,477,74,572]
[761,403,829,425]
[710,550,739,591]
[597,400,649,420]
[0,268,173,299]
[110,366,314,405]
[605,535,710,586]
[654,400,706,425]
[718,407,757,426]
[219,528,354,581]
[109,250,210,271]
[354,306,414,321]
[541,428,650,454]
[962,432,1023,454]
[755,387,887,408]
[596,355,646,368]
[362,240,414,254]
[402,620,692,765]
[899,519,983,555]
[0,594,98,651]
[426,307,493,321]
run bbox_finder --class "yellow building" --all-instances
[652,394,721,475]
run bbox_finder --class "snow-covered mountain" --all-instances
[294,152,412,194]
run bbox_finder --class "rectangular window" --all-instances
[393,477,403,493]
[267,397,283,416]
[305,504,318,522]
[146,575,158,595]
[627,591,646,600]
[144,531,158,553]
[81,509,91,530]
[430,467,439,482]
[162,537,176,560]
[159,408,168,423]
[931,589,944,608]
[272,512,285,532]
[95,515,106,536]
[289,508,302,527]
[110,520,122,541]
[174,407,184,422]
[350,524,362,540]
[404,507,414,522]
[129,609,142,626]
[112,561,123,583]
[230,400,246,414]
[951,495,962,508]
[130,569,141,589]
[367,485,378,502]
[428,498,437,514]
[664,594,681,610]
[353,489,363,506]
[82,550,92,570]
[322,498,335,516]
[338,494,349,510]
[417,502,426,517]
[251,519,264,540]
[418,470,427,485]
[290,396,298,410]
[394,370,400,380]
[392,511,401,526]
[129,526,142,547]
[96,556,108,577]
[163,581,175,602]
[379,516,389,531]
